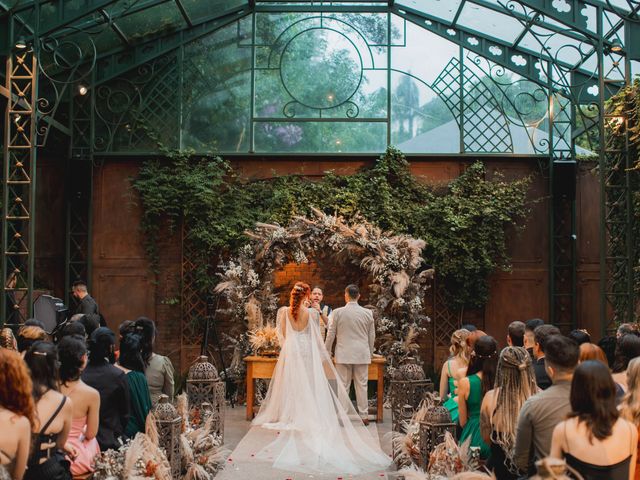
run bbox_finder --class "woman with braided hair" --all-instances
[252,281,391,475]
[480,346,537,479]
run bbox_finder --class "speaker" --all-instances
[33,295,69,334]
[552,160,577,200]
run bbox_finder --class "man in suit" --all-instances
[325,284,375,425]
[72,280,99,316]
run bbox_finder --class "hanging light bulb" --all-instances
[15,36,27,49]
[78,84,88,96]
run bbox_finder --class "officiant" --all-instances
[311,286,331,339]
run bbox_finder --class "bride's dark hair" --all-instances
[289,282,311,322]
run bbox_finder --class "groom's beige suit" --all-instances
[324,300,375,418]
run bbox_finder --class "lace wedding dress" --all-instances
[252,306,391,475]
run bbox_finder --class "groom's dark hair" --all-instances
[345,284,359,299]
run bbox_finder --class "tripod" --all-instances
[202,294,235,408]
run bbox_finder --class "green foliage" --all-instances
[606,78,640,312]
[132,146,531,308]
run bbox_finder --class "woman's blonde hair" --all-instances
[620,357,640,425]
[449,329,471,364]
[492,346,537,472]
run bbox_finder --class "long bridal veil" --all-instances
[252,306,391,475]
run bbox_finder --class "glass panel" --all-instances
[181,0,248,22]
[392,71,459,153]
[456,3,524,44]
[396,0,463,23]
[182,22,252,152]
[254,121,387,152]
[115,2,185,41]
[518,26,591,68]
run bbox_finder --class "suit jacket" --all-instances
[82,361,130,450]
[533,356,552,390]
[325,301,375,364]
[77,294,99,316]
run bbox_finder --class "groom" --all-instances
[325,284,375,425]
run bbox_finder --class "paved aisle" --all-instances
[215,423,396,480]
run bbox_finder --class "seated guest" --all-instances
[135,317,175,405]
[78,313,100,336]
[507,321,525,347]
[458,335,498,460]
[81,327,130,451]
[0,327,17,350]
[567,329,591,346]
[551,360,637,479]
[579,343,608,366]
[0,349,36,480]
[514,335,578,475]
[620,357,640,479]
[116,333,152,438]
[532,325,560,390]
[58,336,100,476]
[465,329,487,352]
[59,322,86,341]
[524,318,545,359]
[16,326,47,355]
[439,329,470,424]
[481,346,537,480]
[23,341,74,480]
[612,333,640,393]
[618,323,637,339]
[598,335,618,368]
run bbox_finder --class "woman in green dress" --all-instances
[458,335,498,460]
[439,329,471,423]
[116,333,152,438]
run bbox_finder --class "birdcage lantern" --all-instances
[153,394,182,479]
[389,378,434,432]
[186,355,225,440]
[419,405,456,466]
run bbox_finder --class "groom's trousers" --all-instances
[335,363,369,418]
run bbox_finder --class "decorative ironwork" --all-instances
[389,379,434,432]
[2,48,37,325]
[153,394,182,479]
[419,405,456,467]
[186,355,225,439]
[181,226,207,346]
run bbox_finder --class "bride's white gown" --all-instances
[252,306,392,475]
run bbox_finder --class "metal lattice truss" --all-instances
[0,0,638,330]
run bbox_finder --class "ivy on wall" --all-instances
[607,78,640,308]
[132,146,531,308]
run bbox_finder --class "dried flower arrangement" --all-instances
[93,433,171,480]
[214,208,434,380]
[248,322,281,356]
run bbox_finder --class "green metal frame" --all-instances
[0,0,637,331]
[2,41,37,325]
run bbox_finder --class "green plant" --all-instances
[132,146,531,309]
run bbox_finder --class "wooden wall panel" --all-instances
[35,160,67,297]
[94,272,155,332]
[93,163,146,262]
[485,270,548,348]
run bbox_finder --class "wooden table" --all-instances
[244,355,386,421]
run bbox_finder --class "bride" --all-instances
[252,282,391,475]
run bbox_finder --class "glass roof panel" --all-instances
[456,2,524,44]
[181,0,248,22]
[518,25,592,69]
[115,2,186,41]
[396,0,463,23]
